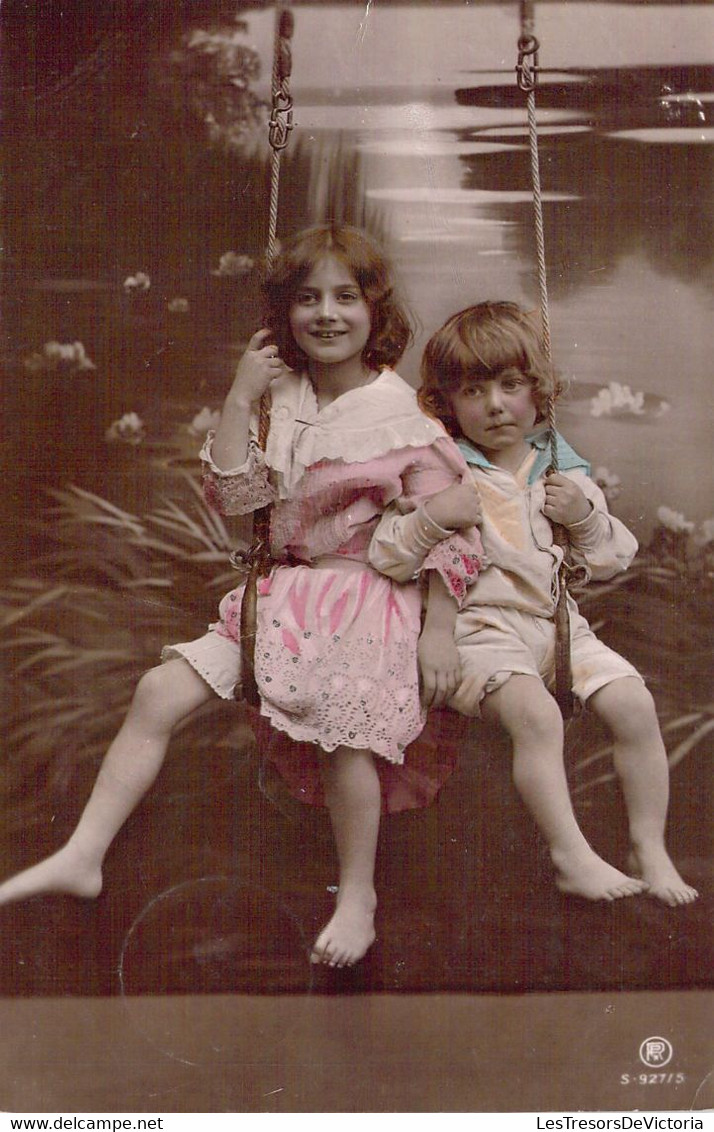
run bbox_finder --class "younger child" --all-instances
[0,227,483,966]
[371,301,698,906]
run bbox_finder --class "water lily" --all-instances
[123,272,151,293]
[212,251,254,277]
[590,381,645,418]
[105,412,147,445]
[593,465,622,504]
[23,340,96,373]
[694,518,714,547]
[656,506,695,535]
[167,297,189,313]
[189,407,221,436]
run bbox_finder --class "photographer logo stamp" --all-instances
[639,1036,674,1068]
[621,1036,683,1087]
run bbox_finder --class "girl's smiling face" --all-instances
[288,254,372,374]
[450,368,538,467]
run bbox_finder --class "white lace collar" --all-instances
[260,369,447,493]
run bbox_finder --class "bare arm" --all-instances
[211,328,288,470]
[418,571,461,709]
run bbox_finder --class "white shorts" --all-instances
[450,600,643,717]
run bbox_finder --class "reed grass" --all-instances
[1,463,711,826]
[0,464,254,833]
[570,550,712,796]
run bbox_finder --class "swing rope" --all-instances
[236,3,571,716]
[260,2,295,449]
[237,4,294,707]
[517,1,574,718]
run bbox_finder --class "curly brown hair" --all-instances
[262,224,413,373]
[418,301,562,437]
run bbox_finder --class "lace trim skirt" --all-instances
[163,559,464,812]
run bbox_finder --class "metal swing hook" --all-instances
[268,91,294,152]
[268,9,295,152]
[229,535,268,573]
[516,34,540,93]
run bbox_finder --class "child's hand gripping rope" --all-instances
[542,472,591,528]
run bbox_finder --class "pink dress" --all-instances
[164,369,483,812]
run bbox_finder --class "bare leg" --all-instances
[483,675,647,901]
[311,747,380,967]
[0,659,214,906]
[588,678,699,907]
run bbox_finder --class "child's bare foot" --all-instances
[310,891,376,968]
[552,847,648,901]
[628,847,699,907]
[0,843,103,907]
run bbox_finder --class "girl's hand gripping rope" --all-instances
[211,328,291,471]
[230,328,291,406]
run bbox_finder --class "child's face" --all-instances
[450,368,538,461]
[288,254,371,371]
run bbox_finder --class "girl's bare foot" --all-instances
[552,847,648,901]
[310,891,377,968]
[628,847,699,907]
[0,843,103,907]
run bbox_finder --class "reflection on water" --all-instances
[1,4,712,544]
[344,63,713,537]
[453,64,714,290]
[455,64,713,124]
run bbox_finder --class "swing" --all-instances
[517,0,575,719]
[237,0,573,721]
[233,4,295,708]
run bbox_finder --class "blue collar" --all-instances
[457,429,590,484]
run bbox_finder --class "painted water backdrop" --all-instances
[0,3,711,1002]
[2,1,713,555]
